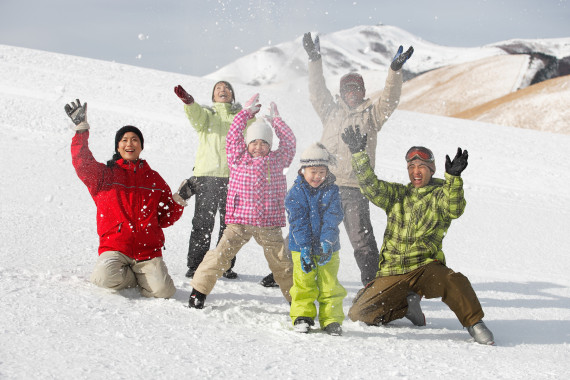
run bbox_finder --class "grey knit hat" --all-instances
[300,142,336,167]
[246,119,273,148]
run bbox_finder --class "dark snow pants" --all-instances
[187,176,235,271]
[348,262,485,327]
[338,186,380,286]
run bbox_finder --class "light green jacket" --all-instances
[351,151,466,277]
[184,102,245,177]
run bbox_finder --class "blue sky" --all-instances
[1,0,568,76]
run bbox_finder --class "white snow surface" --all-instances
[1,44,570,379]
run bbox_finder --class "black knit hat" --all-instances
[211,80,235,103]
[115,125,144,152]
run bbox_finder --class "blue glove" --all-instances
[300,247,315,273]
[318,241,332,266]
[390,45,414,71]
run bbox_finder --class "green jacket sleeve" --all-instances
[351,151,406,211]
[439,172,466,219]
[183,103,213,132]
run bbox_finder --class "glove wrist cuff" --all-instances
[75,121,90,131]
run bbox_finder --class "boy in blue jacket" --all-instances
[285,143,346,335]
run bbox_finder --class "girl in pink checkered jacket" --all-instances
[188,94,296,309]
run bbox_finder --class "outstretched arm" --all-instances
[266,102,296,169]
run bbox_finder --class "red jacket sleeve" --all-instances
[71,131,107,196]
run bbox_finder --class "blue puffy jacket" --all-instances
[285,172,344,254]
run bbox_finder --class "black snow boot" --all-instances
[189,288,206,309]
[222,269,238,279]
[324,322,342,336]
[260,273,279,287]
[293,317,314,333]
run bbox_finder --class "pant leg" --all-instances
[213,177,236,270]
[348,273,410,325]
[289,250,319,323]
[339,186,380,286]
[187,177,226,270]
[90,251,137,291]
[414,262,485,327]
[191,224,252,295]
[132,257,176,299]
[316,252,347,327]
[252,226,293,303]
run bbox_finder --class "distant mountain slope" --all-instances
[453,75,570,134]
[205,24,569,134]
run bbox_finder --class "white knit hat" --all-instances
[300,142,336,167]
[246,119,273,148]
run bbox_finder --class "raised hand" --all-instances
[341,125,367,154]
[264,102,280,124]
[174,85,194,104]
[303,32,321,61]
[64,99,89,131]
[390,46,414,71]
[244,93,261,116]
[445,147,469,176]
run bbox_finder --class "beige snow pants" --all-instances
[191,224,293,302]
[91,251,176,298]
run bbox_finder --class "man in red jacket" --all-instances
[66,99,183,298]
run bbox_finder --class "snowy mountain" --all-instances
[1,43,570,379]
[206,24,570,133]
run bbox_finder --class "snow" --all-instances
[1,43,570,379]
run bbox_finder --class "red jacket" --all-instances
[71,131,183,261]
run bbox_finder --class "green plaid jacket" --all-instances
[352,152,466,277]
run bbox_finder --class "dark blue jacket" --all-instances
[285,172,343,253]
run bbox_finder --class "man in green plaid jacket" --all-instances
[341,126,494,345]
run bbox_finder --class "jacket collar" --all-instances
[116,158,148,172]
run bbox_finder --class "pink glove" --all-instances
[243,93,261,116]
[174,85,194,105]
[264,102,280,124]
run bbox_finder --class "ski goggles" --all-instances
[405,146,434,162]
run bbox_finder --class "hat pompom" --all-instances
[300,142,336,167]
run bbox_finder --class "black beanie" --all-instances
[211,80,235,103]
[115,125,144,152]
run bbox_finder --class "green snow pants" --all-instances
[290,251,347,328]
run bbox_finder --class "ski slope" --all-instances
[1,44,570,379]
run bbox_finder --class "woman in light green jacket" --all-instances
[173,81,246,279]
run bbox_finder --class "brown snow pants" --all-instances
[191,224,293,302]
[348,261,484,327]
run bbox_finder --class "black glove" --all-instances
[303,32,321,61]
[341,125,367,154]
[64,99,87,125]
[445,148,469,176]
[390,46,414,71]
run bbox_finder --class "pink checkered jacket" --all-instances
[225,109,296,227]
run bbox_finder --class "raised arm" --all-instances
[304,32,336,122]
[66,99,106,194]
[265,102,296,169]
[226,94,261,167]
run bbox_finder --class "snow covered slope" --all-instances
[1,44,570,379]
